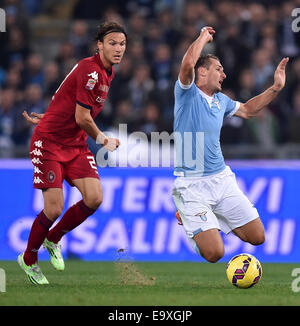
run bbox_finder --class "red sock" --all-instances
[24,211,53,266]
[46,200,96,244]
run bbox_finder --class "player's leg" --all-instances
[23,155,64,266]
[43,188,65,221]
[176,205,225,263]
[46,152,101,245]
[46,178,101,244]
[40,188,66,271]
[19,187,64,283]
[44,152,101,270]
[214,168,265,246]
[193,229,224,263]
[72,177,103,210]
[232,217,265,245]
[173,181,225,263]
[19,133,66,282]
[23,188,64,265]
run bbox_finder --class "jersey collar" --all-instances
[197,88,214,107]
[95,53,114,78]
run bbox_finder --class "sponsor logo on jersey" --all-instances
[34,166,43,174]
[34,140,43,148]
[99,84,109,92]
[33,176,44,184]
[30,148,43,156]
[32,157,43,165]
[96,96,106,104]
[88,71,98,81]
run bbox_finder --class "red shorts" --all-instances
[30,129,99,189]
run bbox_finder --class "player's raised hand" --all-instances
[200,26,215,44]
[97,131,120,152]
[23,111,44,125]
[103,137,120,152]
[273,57,289,91]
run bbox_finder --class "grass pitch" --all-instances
[0,260,299,306]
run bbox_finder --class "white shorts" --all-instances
[172,166,259,239]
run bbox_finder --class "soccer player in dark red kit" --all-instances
[18,22,127,284]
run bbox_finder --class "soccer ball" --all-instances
[226,253,262,288]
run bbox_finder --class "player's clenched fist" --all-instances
[200,26,215,44]
[103,137,120,152]
[96,132,120,152]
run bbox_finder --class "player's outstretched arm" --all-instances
[235,57,289,119]
[22,111,44,125]
[75,103,119,151]
[179,26,215,85]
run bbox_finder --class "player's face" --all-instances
[98,32,127,67]
[207,59,226,93]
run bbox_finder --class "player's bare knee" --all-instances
[249,232,265,246]
[201,248,224,263]
[84,195,102,210]
[204,252,223,263]
[42,189,64,221]
[44,205,63,221]
[247,225,265,245]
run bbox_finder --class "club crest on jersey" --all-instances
[48,170,56,183]
[195,211,208,221]
[213,100,221,110]
[86,71,98,90]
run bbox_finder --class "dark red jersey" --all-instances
[36,53,114,147]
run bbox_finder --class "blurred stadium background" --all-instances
[0,0,300,264]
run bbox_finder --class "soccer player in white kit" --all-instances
[172,26,289,263]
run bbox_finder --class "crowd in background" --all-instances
[0,0,300,158]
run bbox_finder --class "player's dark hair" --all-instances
[95,21,128,43]
[194,54,220,82]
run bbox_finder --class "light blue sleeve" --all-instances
[174,79,196,116]
[222,93,240,118]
